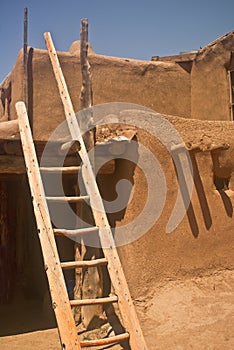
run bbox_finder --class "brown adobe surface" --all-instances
[0,27,234,350]
[0,269,233,349]
[0,113,234,349]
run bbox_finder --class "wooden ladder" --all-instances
[15,33,148,350]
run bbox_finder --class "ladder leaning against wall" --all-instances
[15,31,148,350]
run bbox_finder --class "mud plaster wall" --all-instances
[1,38,234,299]
[2,31,234,130]
[97,118,234,298]
[191,32,234,121]
[8,47,190,139]
[8,53,24,119]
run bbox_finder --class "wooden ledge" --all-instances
[0,120,19,140]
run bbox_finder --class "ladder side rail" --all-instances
[44,32,148,350]
[44,32,82,142]
[16,102,81,350]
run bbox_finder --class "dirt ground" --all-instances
[137,269,234,350]
[0,268,233,350]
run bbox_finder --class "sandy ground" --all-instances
[137,269,234,350]
[0,269,233,350]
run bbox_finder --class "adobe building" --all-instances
[0,30,234,348]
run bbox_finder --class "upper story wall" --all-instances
[191,31,234,121]
[1,31,234,141]
[1,45,190,141]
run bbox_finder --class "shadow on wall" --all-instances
[217,190,233,217]
[173,150,233,238]
[97,139,139,230]
[0,176,57,336]
[97,140,233,240]
[190,152,212,235]
[211,150,233,218]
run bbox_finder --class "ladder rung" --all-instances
[54,226,99,236]
[46,195,89,202]
[80,332,130,347]
[61,258,108,269]
[70,295,118,306]
[40,166,81,173]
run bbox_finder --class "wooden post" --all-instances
[76,18,102,329]
[4,98,9,121]
[23,7,28,109]
[80,18,93,109]
[79,18,95,150]
[0,120,19,139]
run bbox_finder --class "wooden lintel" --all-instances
[186,142,230,152]
[59,140,81,155]
[0,120,19,140]
[0,155,26,174]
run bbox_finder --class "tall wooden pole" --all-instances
[23,7,28,109]
[79,18,95,150]
[80,18,93,110]
[76,18,102,328]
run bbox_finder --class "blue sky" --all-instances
[1,0,234,82]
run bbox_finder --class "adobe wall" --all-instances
[1,31,234,136]
[0,103,233,308]
[0,34,234,302]
[191,32,234,121]
[7,47,191,140]
[7,52,24,119]
[97,115,234,298]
